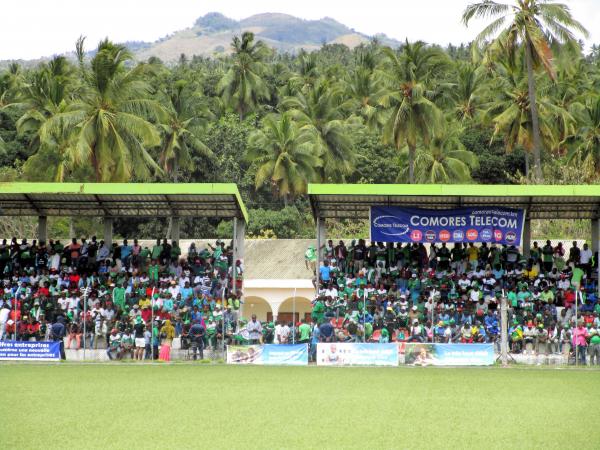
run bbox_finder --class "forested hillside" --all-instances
[1,2,599,239]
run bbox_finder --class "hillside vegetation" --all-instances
[1,3,599,241]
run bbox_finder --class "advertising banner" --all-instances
[400,343,495,366]
[370,206,525,246]
[0,341,61,361]
[316,343,398,366]
[227,344,308,365]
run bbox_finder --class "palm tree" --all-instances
[485,51,570,175]
[158,79,213,182]
[40,38,164,182]
[378,42,447,183]
[247,112,321,202]
[289,50,320,92]
[217,32,270,120]
[463,0,589,181]
[449,62,487,122]
[11,56,76,181]
[567,96,600,171]
[398,126,479,183]
[281,79,355,182]
[341,49,386,129]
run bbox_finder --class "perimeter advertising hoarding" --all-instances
[0,341,61,361]
[400,343,495,366]
[370,206,525,246]
[227,344,308,365]
[316,343,398,366]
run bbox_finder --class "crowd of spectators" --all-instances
[0,237,244,361]
[302,239,600,365]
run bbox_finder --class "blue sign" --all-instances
[0,341,61,361]
[316,343,398,366]
[370,206,525,246]
[227,344,308,365]
[403,343,495,366]
[261,344,308,365]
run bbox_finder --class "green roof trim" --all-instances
[308,184,600,197]
[308,184,600,220]
[0,182,248,222]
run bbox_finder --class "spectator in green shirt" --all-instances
[298,319,311,343]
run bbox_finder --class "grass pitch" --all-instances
[1,364,599,449]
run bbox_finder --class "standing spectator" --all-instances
[50,316,66,360]
[580,244,593,278]
[589,328,600,366]
[247,314,262,345]
[568,241,580,268]
[159,319,175,361]
[0,304,9,340]
[572,321,588,365]
[299,319,312,344]
[541,241,554,273]
[189,319,205,360]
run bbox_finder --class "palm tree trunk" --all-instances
[408,144,416,184]
[166,161,178,239]
[524,39,544,183]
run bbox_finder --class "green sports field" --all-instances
[2,364,599,449]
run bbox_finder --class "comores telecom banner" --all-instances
[370,206,525,246]
[316,343,398,366]
[0,341,60,361]
[227,344,308,365]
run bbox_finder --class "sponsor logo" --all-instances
[410,230,422,242]
[466,229,478,241]
[505,231,517,244]
[494,230,503,241]
[480,229,492,241]
[372,215,410,236]
[439,230,450,242]
[425,230,436,242]
[453,230,464,241]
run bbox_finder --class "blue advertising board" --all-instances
[316,343,398,366]
[0,341,61,361]
[402,343,495,366]
[370,206,525,246]
[261,344,309,365]
[227,344,308,365]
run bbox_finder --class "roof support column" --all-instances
[522,218,531,259]
[103,217,113,248]
[38,216,47,243]
[170,217,180,243]
[592,219,599,296]
[316,216,325,292]
[232,217,245,295]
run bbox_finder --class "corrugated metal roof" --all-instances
[0,183,248,222]
[309,184,600,220]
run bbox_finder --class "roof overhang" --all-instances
[308,184,600,220]
[0,183,248,223]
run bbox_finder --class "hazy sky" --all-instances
[2,0,598,60]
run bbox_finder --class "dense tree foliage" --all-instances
[0,4,598,237]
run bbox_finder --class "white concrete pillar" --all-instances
[38,216,47,243]
[522,219,531,259]
[170,217,180,243]
[232,217,246,293]
[315,216,325,289]
[103,217,113,247]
